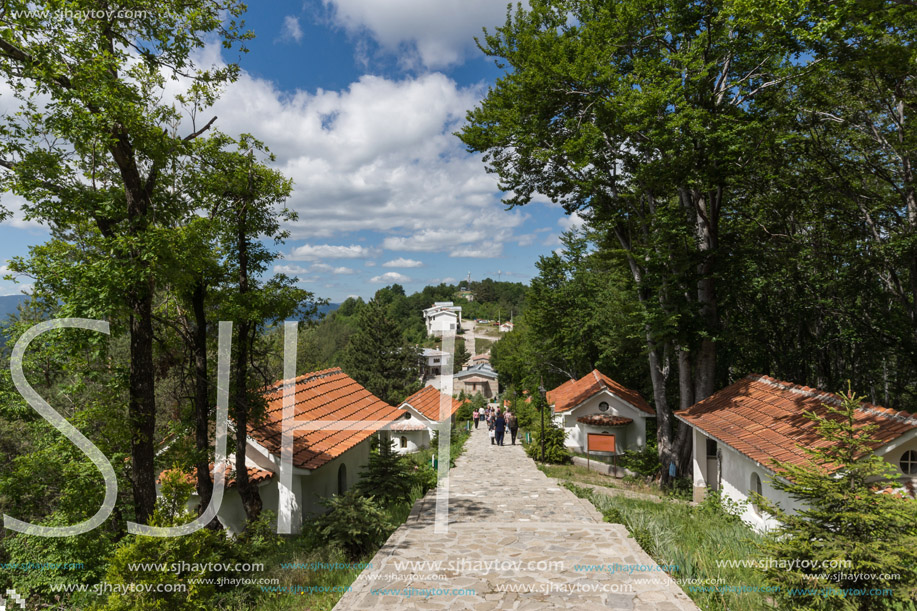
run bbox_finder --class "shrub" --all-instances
[525,421,571,464]
[99,469,233,611]
[307,492,393,561]
[354,445,415,508]
[617,447,661,477]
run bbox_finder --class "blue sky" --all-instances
[0,0,583,302]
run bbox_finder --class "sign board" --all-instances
[587,433,616,454]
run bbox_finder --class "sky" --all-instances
[0,0,585,302]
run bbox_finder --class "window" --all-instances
[706,438,717,459]
[403,412,411,420]
[337,464,347,495]
[750,472,763,513]
[400,436,408,449]
[598,401,609,412]
[900,450,917,475]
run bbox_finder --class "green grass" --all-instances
[538,462,664,498]
[473,337,495,353]
[564,483,770,611]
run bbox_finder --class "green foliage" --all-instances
[566,483,769,611]
[341,299,420,405]
[617,447,663,478]
[354,445,416,508]
[455,399,474,423]
[757,387,917,608]
[453,338,471,373]
[308,492,393,561]
[99,470,232,611]
[525,419,571,464]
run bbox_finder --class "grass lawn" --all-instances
[538,462,665,498]
[473,337,495,353]
[563,482,771,611]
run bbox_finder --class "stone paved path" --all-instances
[333,427,698,610]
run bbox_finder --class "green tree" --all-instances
[341,299,421,405]
[459,0,800,482]
[0,0,249,523]
[453,338,471,373]
[203,134,318,521]
[757,386,917,608]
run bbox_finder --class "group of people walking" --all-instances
[472,405,518,446]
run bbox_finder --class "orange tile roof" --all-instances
[158,464,274,489]
[676,374,917,473]
[547,369,654,415]
[388,420,430,431]
[401,385,463,421]
[250,368,402,471]
[576,415,633,427]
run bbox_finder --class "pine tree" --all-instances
[453,338,471,373]
[341,299,420,405]
[757,385,917,609]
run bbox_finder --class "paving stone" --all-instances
[333,427,698,610]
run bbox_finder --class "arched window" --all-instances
[900,450,917,475]
[750,472,763,513]
[400,436,408,449]
[337,464,347,495]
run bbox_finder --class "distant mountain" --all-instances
[0,294,28,320]
[314,302,340,319]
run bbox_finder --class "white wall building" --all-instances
[387,385,464,454]
[548,369,655,454]
[423,302,462,336]
[677,374,917,532]
[177,367,402,534]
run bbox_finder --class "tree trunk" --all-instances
[190,280,217,527]
[109,129,159,524]
[233,202,262,522]
[128,291,157,525]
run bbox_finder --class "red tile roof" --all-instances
[250,368,402,471]
[158,464,274,489]
[676,374,917,472]
[547,369,654,415]
[401,385,463,421]
[576,415,634,427]
[388,420,430,431]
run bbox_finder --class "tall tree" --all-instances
[0,0,249,523]
[203,134,317,522]
[341,299,421,405]
[459,0,799,481]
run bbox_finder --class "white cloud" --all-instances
[381,257,423,268]
[279,16,304,43]
[287,244,373,260]
[310,263,356,274]
[197,67,530,257]
[323,0,521,68]
[558,211,587,232]
[274,264,311,275]
[0,283,31,296]
[370,271,411,284]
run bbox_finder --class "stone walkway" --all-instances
[333,428,698,610]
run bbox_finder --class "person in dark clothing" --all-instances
[473,409,480,429]
[505,411,518,445]
[494,412,506,446]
